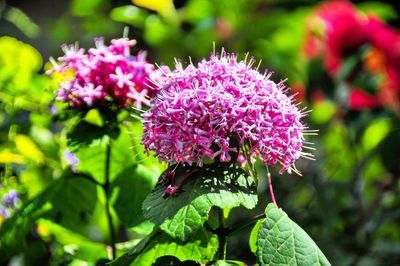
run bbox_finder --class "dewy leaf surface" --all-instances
[256,203,331,266]
[143,163,258,241]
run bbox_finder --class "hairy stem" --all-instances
[104,140,116,260]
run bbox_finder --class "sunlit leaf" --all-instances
[249,219,264,254]
[362,118,391,152]
[110,5,149,28]
[0,36,42,89]
[256,204,331,266]
[110,228,218,266]
[143,163,258,241]
[144,15,178,45]
[310,100,336,124]
[84,109,104,127]
[132,0,173,13]
[0,150,25,164]
[14,134,45,164]
[37,219,108,261]
[182,0,213,24]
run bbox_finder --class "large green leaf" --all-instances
[37,219,108,261]
[0,180,59,253]
[249,219,264,254]
[112,164,157,227]
[75,123,162,184]
[110,228,218,266]
[143,163,258,241]
[256,204,331,266]
[0,171,98,252]
[67,120,120,152]
[49,175,98,230]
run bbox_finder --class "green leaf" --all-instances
[358,2,397,20]
[112,164,157,227]
[110,5,149,28]
[84,108,104,127]
[75,126,160,184]
[70,0,107,17]
[144,15,178,45]
[249,219,264,254]
[67,120,120,152]
[0,171,98,252]
[256,204,331,266]
[143,163,258,241]
[111,230,154,266]
[110,228,218,266]
[310,100,336,125]
[362,118,391,152]
[14,134,45,164]
[49,174,98,230]
[37,219,108,261]
[0,180,59,252]
[210,260,247,266]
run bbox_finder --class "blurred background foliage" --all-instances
[1,0,400,265]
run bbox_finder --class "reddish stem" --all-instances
[177,168,199,190]
[267,173,278,208]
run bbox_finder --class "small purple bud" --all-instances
[0,205,9,218]
[2,189,19,209]
[64,149,79,172]
[163,185,179,198]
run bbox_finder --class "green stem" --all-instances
[104,140,116,260]
[73,173,103,186]
[217,208,227,260]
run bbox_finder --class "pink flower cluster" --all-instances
[50,37,162,109]
[143,53,308,173]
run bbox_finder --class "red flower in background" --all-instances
[365,17,400,111]
[349,88,380,109]
[304,0,368,74]
[304,0,400,112]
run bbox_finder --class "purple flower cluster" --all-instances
[50,37,163,109]
[143,52,309,173]
[2,189,19,209]
[0,189,20,219]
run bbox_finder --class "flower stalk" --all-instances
[104,140,116,260]
[217,207,227,260]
